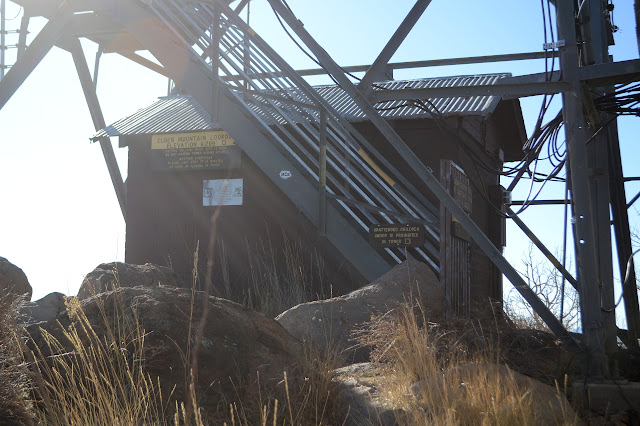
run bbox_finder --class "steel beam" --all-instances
[93,45,103,86]
[234,0,250,14]
[585,0,620,360]
[16,13,29,58]
[556,0,607,378]
[294,51,560,77]
[67,37,127,220]
[319,109,327,236]
[0,2,72,110]
[372,79,571,102]
[286,59,640,104]
[506,207,579,291]
[358,0,432,90]
[104,0,392,281]
[265,0,581,353]
[117,51,171,78]
[66,13,126,38]
[608,99,640,349]
[580,59,640,85]
[1,0,6,80]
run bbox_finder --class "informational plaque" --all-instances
[369,223,426,248]
[203,179,243,206]
[151,131,241,171]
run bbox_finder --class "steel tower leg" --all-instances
[67,38,127,220]
[556,0,607,378]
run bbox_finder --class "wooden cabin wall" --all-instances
[123,134,365,298]
[353,118,505,306]
[122,115,509,306]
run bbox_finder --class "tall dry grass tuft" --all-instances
[216,231,329,318]
[0,295,35,425]
[361,302,578,425]
[27,292,170,425]
[221,342,344,426]
[21,256,342,425]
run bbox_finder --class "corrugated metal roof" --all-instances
[92,73,509,138]
[92,95,216,139]
[316,73,508,122]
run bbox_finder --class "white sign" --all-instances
[279,170,292,179]
[203,179,243,206]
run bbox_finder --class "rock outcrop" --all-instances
[27,286,302,418]
[77,262,185,299]
[333,363,399,426]
[0,257,32,304]
[18,292,66,325]
[276,260,444,364]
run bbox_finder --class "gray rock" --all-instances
[27,286,303,418]
[276,260,444,364]
[333,363,399,426]
[77,262,185,299]
[18,292,66,325]
[0,256,32,303]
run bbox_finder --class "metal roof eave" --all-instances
[91,73,517,141]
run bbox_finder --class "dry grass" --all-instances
[358,302,579,425]
[216,232,330,318]
[2,291,581,425]
[0,295,35,425]
[27,294,169,425]
[13,277,343,425]
[2,248,589,425]
[221,343,344,425]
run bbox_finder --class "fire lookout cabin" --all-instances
[93,73,526,313]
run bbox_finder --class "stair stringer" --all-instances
[105,0,392,281]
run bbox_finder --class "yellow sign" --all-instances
[151,131,235,150]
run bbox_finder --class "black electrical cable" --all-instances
[4,5,22,20]
[269,1,373,86]
[602,248,640,313]
[268,1,342,86]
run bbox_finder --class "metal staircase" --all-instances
[127,0,442,278]
[0,0,590,354]
[0,0,440,280]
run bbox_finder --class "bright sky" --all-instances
[1,0,639,308]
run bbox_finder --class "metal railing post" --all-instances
[319,109,327,236]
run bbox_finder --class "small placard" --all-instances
[369,223,426,248]
[203,179,243,206]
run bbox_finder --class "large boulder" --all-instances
[26,286,302,420]
[18,292,66,326]
[77,262,185,299]
[276,260,444,364]
[0,256,32,303]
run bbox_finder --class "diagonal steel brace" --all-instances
[264,0,582,354]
